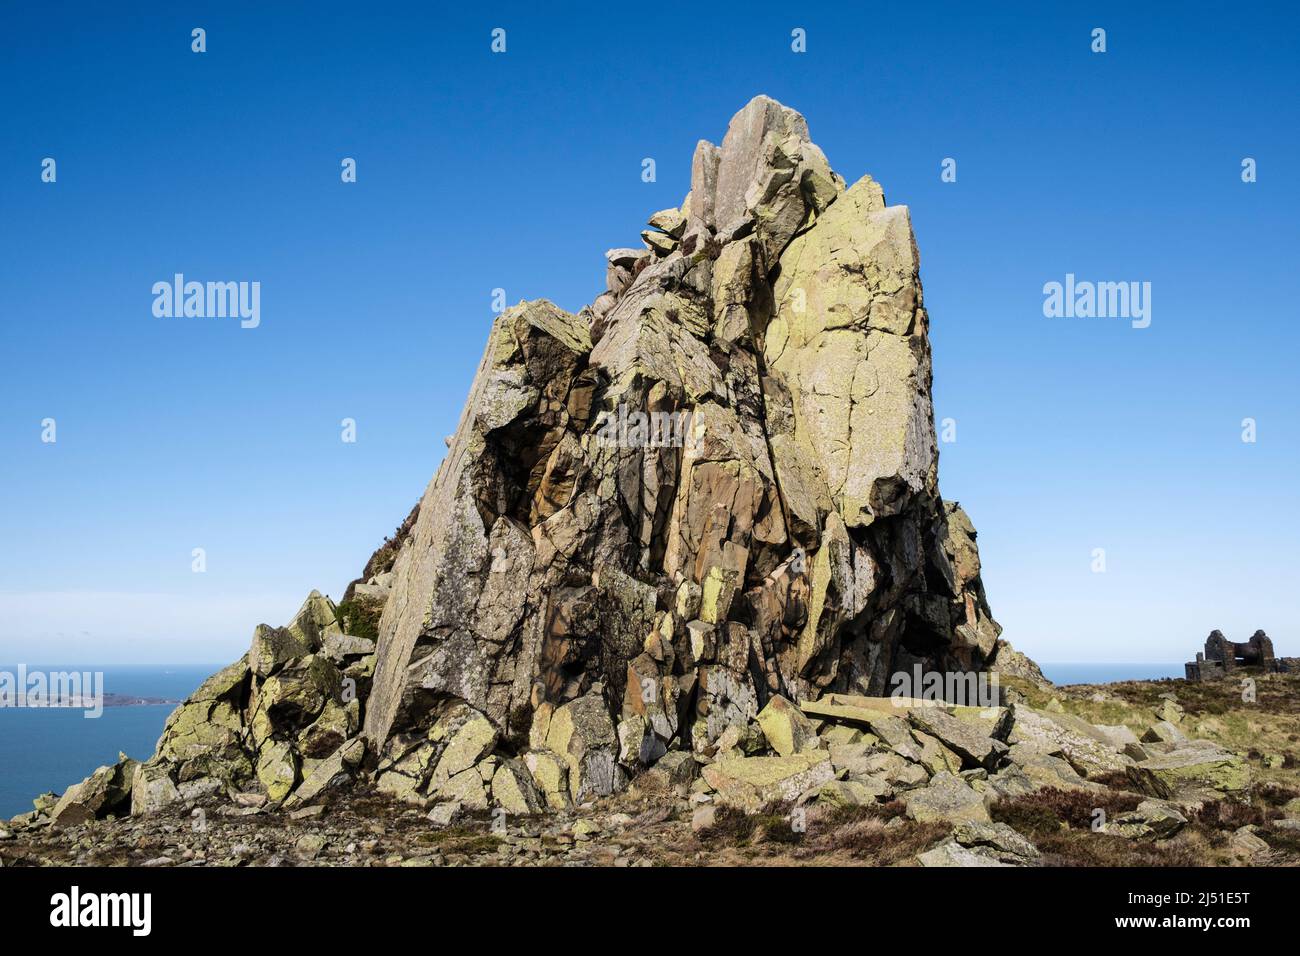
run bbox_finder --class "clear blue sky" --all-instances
[2,2,1297,666]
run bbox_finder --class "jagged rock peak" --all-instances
[36,98,1018,824]
[357,94,1004,804]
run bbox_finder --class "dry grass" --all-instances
[693,800,948,865]
[990,787,1143,836]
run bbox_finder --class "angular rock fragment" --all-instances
[702,752,834,812]
[1107,799,1187,839]
[1008,707,1131,778]
[907,707,1007,770]
[1127,746,1251,800]
[51,756,137,827]
[902,771,991,825]
[755,695,819,757]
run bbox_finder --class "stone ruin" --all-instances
[1185,629,1295,681]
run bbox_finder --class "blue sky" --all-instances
[1,2,1297,666]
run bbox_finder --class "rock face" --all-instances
[130,591,371,816]
[358,95,1002,804]
[27,96,1010,823]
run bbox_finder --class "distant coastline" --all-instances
[11,692,183,708]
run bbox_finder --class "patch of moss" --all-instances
[336,595,384,641]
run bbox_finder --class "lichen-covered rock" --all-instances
[907,707,1008,770]
[920,821,1040,866]
[902,771,991,825]
[428,703,499,790]
[817,777,890,807]
[701,752,834,812]
[987,638,1052,688]
[250,591,337,677]
[491,759,546,815]
[523,750,572,811]
[633,750,699,796]
[255,741,299,804]
[543,692,621,803]
[1107,799,1188,839]
[1127,745,1251,800]
[1141,720,1188,746]
[1008,706,1132,778]
[51,756,137,827]
[131,760,181,816]
[286,738,365,808]
[1003,746,1099,794]
[51,96,1022,824]
[755,694,819,757]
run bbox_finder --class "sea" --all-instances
[1037,662,1185,686]
[0,660,1186,820]
[0,665,216,820]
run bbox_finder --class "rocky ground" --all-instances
[5,672,1298,868]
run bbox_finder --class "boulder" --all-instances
[491,759,546,815]
[921,820,1040,866]
[917,841,1012,867]
[910,729,964,776]
[1141,721,1188,746]
[427,703,499,791]
[1094,724,1141,748]
[1004,746,1098,793]
[544,692,621,803]
[702,752,834,812]
[902,771,991,825]
[647,207,687,238]
[524,750,572,811]
[755,695,819,757]
[131,761,182,816]
[249,654,342,747]
[907,707,1007,770]
[323,632,376,662]
[617,715,667,770]
[255,741,299,804]
[954,820,1040,859]
[1154,698,1185,724]
[51,756,137,826]
[249,591,336,676]
[987,639,1052,688]
[633,750,699,796]
[817,777,890,807]
[285,738,365,808]
[860,751,930,791]
[1107,799,1187,839]
[1228,827,1269,860]
[1008,706,1131,778]
[1127,746,1251,800]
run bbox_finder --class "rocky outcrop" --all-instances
[349,94,1004,810]
[22,96,1016,825]
[126,591,371,816]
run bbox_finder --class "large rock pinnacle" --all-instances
[86,96,1005,819]
[361,94,1001,797]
